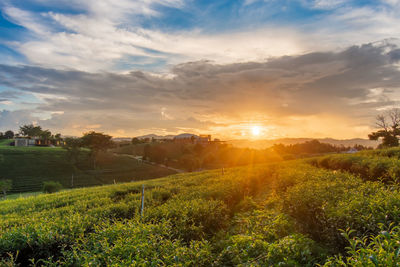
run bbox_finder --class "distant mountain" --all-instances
[136,134,175,140]
[116,133,379,149]
[228,138,380,149]
[114,133,193,142]
[112,137,133,142]
[174,133,199,139]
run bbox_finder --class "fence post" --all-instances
[71,173,74,188]
[140,184,145,218]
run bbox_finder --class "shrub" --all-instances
[216,234,326,266]
[323,225,400,266]
[312,154,400,183]
[145,198,229,241]
[42,181,63,193]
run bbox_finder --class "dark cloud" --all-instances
[1,42,400,136]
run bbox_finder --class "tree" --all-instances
[40,129,52,140]
[368,109,400,148]
[81,131,115,168]
[132,137,141,144]
[19,124,43,137]
[4,130,14,139]
[0,179,12,199]
[64,137,82,166]
[143,144,151,160]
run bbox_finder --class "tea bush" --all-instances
[310,154,400,182]
[2,151,400,265]
[324,225,400,266]
[42,181,63,193]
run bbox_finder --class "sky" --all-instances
[0,0,400,139]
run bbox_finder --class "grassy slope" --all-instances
[2,149,400,265]
[0,142,175,193]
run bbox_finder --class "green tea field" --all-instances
[2,148,400,266]
[0,143,175,193]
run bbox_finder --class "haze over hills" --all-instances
[229,138,380,149]
[113,134,379,149]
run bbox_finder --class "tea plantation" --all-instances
[0,143,175,193]
[2,148,400,265]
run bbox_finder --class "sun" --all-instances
[251,126,261,136]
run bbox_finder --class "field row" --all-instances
[1,159,400,265]
[0,147,175,193]
[309,153,400,183]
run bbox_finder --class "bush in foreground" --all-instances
[42,181,63,193]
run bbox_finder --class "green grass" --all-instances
[0,144,175,193]
[2,149,400,266]
[0,139,13,146]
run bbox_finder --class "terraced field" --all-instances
[2,148,400,265]
[0,142,175,193]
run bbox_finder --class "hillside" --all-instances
[229,137,379,149]
[0,143,175,193]
[2,148,400,265]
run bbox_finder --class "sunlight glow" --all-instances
[251,126,261,136]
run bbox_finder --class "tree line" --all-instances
[272,140,370,156]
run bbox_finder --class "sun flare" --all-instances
[251,126,261,136]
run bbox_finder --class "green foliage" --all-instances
[19,124,44,137]
[272,139,351,155]
[115,141,282,170]
[311,153,400,183]
[42,181,63,193]
[0,179,12,198]
[4,130,14,139]
[368,109,400,148]
[81,132,115,168]
[2,153,400,265]
[360,146,400,159]
[0,145,174,193]
[324,225,400,266]
[216,233,326,266]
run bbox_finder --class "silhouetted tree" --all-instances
[4,130,14,139]
[81,131,115,168]
[64,137,83,169]
[40,129,52,140]
[19,124,43,137]
[368,109,400,148]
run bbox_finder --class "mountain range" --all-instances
[113,134,379,149]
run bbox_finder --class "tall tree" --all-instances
[368,108,400,148]
[64,137,82,168]
[39,129,52,140]
[19,124,43,137]
[81,131,115,168]
[0,179,12,199]
[4,130,14,139]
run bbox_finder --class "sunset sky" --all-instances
[1,0,400,139]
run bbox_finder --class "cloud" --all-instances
[1,42,400,138]
[5,7,310,72]
[3,0,400,73]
